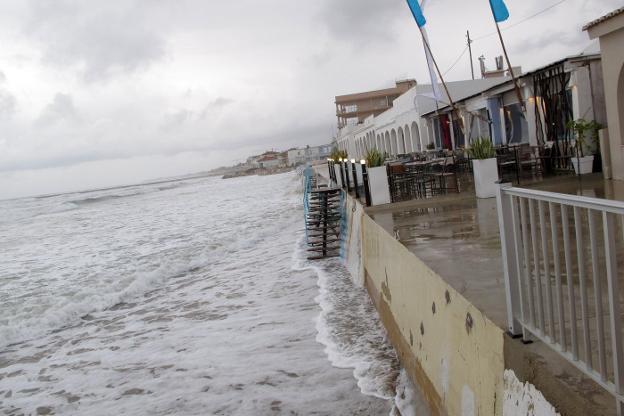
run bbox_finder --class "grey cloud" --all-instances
[510,29,587,55]
[198,97,234,120]
[24,0,166,81]
[37,93,78,126]
[0,90,16,119]
[318,0,406,46]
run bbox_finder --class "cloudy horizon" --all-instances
[0,0,620,198]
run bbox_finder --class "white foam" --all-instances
[292,236,400,401]
[0,254,213,348]
[392,368,431,416]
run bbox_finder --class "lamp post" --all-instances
[327,159,335,184]
[338,159,345,189]
[361,159,371,207]
[351,159,359,199]
[343,159,351,193]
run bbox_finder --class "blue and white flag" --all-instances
[489,0,509,23]
[406,0,426,27]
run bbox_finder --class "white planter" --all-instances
[368,166,391,206]
[356,163,363,185]
[333,164,343,187]
[571,155,594,175]
[472,158,499,199]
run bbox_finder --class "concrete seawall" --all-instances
[328,172,561,416]
[362,213,504,415]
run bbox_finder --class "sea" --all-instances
[0,171,429,415]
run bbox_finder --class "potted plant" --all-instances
[468,137,498,199]
[567,119,601,175]
[365,149,391,206]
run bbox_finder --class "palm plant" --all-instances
[567,119,603,157]
[365,148,385,168]
[330,147,348,161]
[467,138,496,160]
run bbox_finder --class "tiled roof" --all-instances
[583,7,624,31]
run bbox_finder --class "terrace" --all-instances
[320,153,624,414]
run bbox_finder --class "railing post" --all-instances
[496,182,523,336]
[604,212,624,414]
[327,160,335,185]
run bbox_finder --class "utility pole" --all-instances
[466,30,475,80]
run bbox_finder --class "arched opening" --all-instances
[376,134,381,151]
[390,129,398,155]
[411,121,421,151]
[384,131,391,154]
[404,124,412,153]
[398,127,406,154]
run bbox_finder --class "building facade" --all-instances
[586,7,624,180]
[335,50,607,161]
[335,78,509,160]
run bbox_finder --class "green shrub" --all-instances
[330,147,348,161]
[566,119,603,157]
[365,148,385,168]
[468,138,496,160]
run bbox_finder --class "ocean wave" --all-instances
[69,191,147,205]
[0,255,212,349]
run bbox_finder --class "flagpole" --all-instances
[494,20,524,112]
[418,27,456,110]
[417,27,468,143]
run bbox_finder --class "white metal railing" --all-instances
[496,183,624,414]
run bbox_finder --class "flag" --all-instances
[406,0,426,27]
[421,27,443,103]
[489,0,509,23]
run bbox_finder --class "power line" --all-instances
[442,46,469,76]
[473,0,570,41]
[432,0,570,79]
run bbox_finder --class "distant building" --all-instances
[287,148,307,166]
[335,79,417,129]
[287,144,333,166]
[256,155,281,169]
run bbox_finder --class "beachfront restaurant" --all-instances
[418,51,606,182]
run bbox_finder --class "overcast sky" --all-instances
[0,0,620,198]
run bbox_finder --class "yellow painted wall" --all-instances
[362,214,505,416]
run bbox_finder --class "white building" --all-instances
[287,144,333,166]
[287,148,307,166]
[256,155,281,169]
[336,78,509,160]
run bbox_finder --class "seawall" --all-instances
[320,164,561,416]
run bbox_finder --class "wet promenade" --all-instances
[366,173,624,416]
